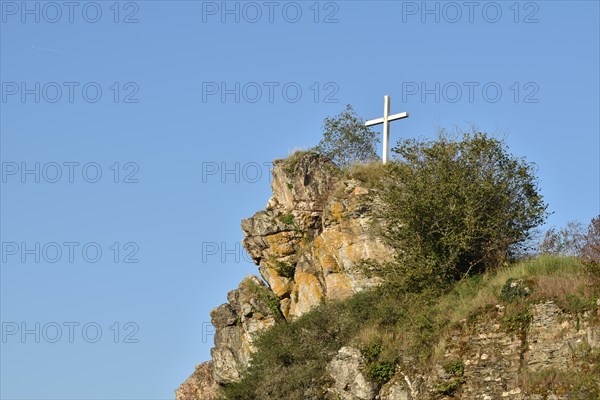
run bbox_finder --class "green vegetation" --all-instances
[366,361,395,384]
[435,360,466,396]
[374,130,548,291]
[499,278,532,302]
[519,356,600,399]
[361,342,395,384]
[313,105,380,168]
[434,378,463,395]
[221,256,599,399]
[540,215,600,266]
[219,128,599,399]
[272,260,295,279]
[279,213,294,225]
[280,150,319,175]
[435,358,466,395]
[443,359,465,376]
[240,279,283,321]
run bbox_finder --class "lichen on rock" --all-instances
[242,152,393,320]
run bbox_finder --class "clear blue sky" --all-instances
[0,1,598,398]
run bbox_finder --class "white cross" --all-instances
[365,95,409,164]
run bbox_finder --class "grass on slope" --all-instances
[220,256,599,400]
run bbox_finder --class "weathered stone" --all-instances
[326,346,378,400]
[176,362,221,400]
[432,300,600,399]
[289,270,325,317]
[380,372,422,400]
[258,264,292,298]
[207,275,277,385]
[242,153,393,319]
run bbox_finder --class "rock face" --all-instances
[321,301,600,400]
[175,362,220,400]
[326,346,379,400]
[209,276,278,383]
[177,276,278,399]
[178,152,391,399]
[379,301,600,400]
[242,152,392,320]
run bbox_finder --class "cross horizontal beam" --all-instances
[365,112,409,127]
[364,96,409,164]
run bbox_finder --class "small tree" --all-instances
[314,105,380,167]
[538,221,586,257]
[581,215,600,265]
[374,130,548,289]
[537,216,600,265]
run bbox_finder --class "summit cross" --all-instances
[365,95,409,164]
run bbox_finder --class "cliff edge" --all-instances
[177,152,600,400]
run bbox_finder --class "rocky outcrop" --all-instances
[177,276,279,399]
[178,152,391,399]
[176,152,600,400]
[209,276,278,383]
[175,362,220,400]
[320,301,600,400]
[242,152,392,320]
[375,300,600,400]
[326,346,379,400]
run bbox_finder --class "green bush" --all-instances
[502,304,532,331]
[435,377,465,395]
[363,342,383,363]
[374,130,548,290]
[367,361,395,384]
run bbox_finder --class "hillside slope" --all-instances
[177,152,600,400]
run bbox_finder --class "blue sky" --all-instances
[0,1,598,398]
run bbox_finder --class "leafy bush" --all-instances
[443,359,465,376]
[314,105,380,168]
[362,342,383,363]
[502,304,532,331]
[435,378,464,395]
[374,130,548,290]
[367,361,395,384]
[436,359,466,395]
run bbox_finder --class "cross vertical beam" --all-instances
[382,95,390,164]
[365,95,409,164]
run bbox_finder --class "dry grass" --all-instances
[435,255,599,324]
[519,366,600,398]
[222,255,600,399]
[344,161,388,187]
